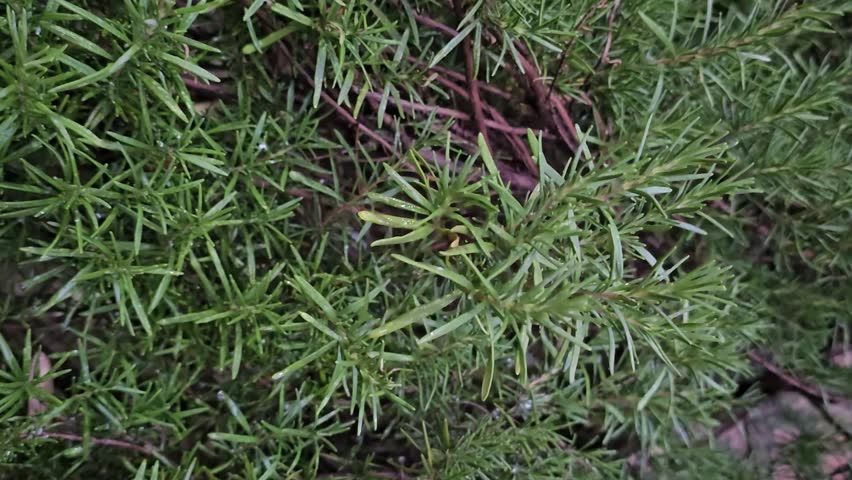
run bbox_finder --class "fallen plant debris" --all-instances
[0,0,850,478]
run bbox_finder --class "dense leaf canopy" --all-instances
[0,0,849,478]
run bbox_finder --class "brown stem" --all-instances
[411,57,513,100]
[363,90,544,139]
[363,91,454,171]
[454,1,490,149]
[513,43,578,151]
[31,430,160,457]
[595,0,623,70]
[406,0,497,43]
[365,91,467,120]
[245,0,397,157]
[445,121,478,147]
[320,90,398,157]
[464,41,489,145]
[482,106,539,173]
[459,400,491,415]
[276,45,398,157]
[748,350,844,402]
[429,75,541,167]
[578,91,610,138]
[545,0,610,103]
[400,17,546,172]
[181,75,235,97]
[428,77,538,187]
[409,9,458,37]
[248,0,534,190]
[484,121,543,137]
[577,0,623,107]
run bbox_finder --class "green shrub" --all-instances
[0,0,849,478]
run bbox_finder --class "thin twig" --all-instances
[276,45,398,157]
[484,121,537,137]
[319,89,398,156]
[446,121,478,146]
[245,0,397,157]
[454,0,490,149]
[406,11,576,151]
[362,91,456,172]
[409,9,458,37]
[365,91,468,120]
[429,74,542,170]
[829,463,852,479]
[181,75,235,97]
[410,57,513,100]
[513,44,578,151]
[429,75,510,123]
[249,0,534,190]
[595,0,623,70]
[527,368,560,389]
[578,91,609,138]
[748,350,844,402]
[545,0,610,103]
[31,430,160,457]
[365,89,543,138]
[485,108,539,173]
[429,120,537,190]
[577,0,623,99]
[459,400,491,415]
[413,1,495,42]
[425,78,538,188]
[402,17,546,173]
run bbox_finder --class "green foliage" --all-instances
[0,0,849,478]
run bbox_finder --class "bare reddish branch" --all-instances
[401,14,546,175]
[320,90,398,156]
[430,75,538,175]
[513,44,579,151]
[181,75,235,97]
[364,89,543,139]
[483,107,539,173]
[32,430,160,457]
[424,62,513,100]
[463,38,489,145]
[596,0,623,69]
[545,0,610,103]
[363,91,458,177]
[483,121,544,137]
[247,0,535,190]
[577,0,623,107]
[409,9,458,37]
[453,1,490,149]
[275,46,398,157]
[365,91,468,120]
[244,0,397,157]
[446,121,478,145]
[409,9,576,150]
[748,350,844,402]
